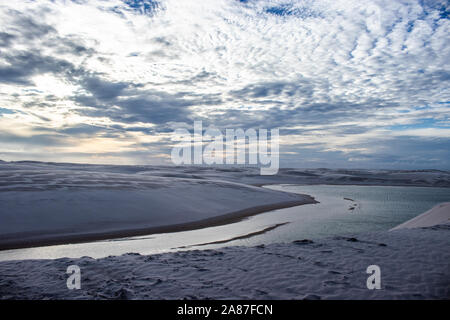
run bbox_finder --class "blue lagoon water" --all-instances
[0,184,449,260]
[244,184,450,244]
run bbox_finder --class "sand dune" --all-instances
[0,171,314,250]
[1,160,449,249]
[2,161,449,187]
[0,225,448,299]
[391,202,450,230]
[0,161,449,299]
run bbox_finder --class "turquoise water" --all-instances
[234,184,450,246]
[0,184,448,260]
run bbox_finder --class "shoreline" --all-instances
[1,224,448,299]
[174,222,289,249]
[390,202,450,230]
[252,182,450,188]
[0,198,316,251]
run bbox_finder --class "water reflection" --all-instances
[1,184,448,261]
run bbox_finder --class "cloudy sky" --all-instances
[0,0,449,168]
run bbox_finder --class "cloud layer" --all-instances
[0,0,449,168]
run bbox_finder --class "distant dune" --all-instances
[1,160,450,187]
[0,161,449,250]
[0,161,449,299]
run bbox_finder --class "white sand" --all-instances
[0,161,449,299]
[0,225,448,299]
[2,161,449,188]
[1,161,448,249]
[0,167,313,250]
[391,202,450,230]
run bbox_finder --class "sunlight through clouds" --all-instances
[0,0,449,168]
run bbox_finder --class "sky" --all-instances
[0,0,449,169]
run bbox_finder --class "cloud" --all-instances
[0,0,448,168]
[230,81,314,100]
[80,76,130,100]
[0,32,15,47]
[0,51,75,85]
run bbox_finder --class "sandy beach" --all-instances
[0,209,448,299]
[0,161,449,299]
[2,161,450,250]
[0,162,319,250]
[391,202,450,230]
[0,199,312,251]
[1,161,449,251]
[3,161,449,250]
[1,0,449,304]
